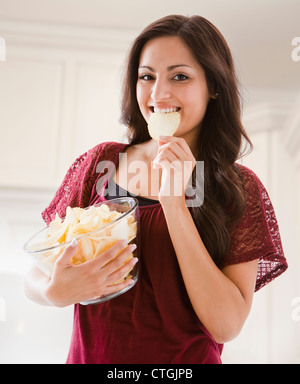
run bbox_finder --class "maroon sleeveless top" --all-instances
[42,142,287,364]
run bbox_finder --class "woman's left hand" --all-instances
[152,136,196,207]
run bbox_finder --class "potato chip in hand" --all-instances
[148,111,180,140]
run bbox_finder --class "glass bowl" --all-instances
[24,197,139,305]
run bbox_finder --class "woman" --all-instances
[24,15,287,364]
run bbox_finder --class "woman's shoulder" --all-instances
[235,163,264,197]
[42,141,129,224]
[87,141,129,161]
[63,141,127,181]
[235,162,261,183]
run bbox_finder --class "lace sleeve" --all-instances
[222,165,288,291]
[41,141,127,225]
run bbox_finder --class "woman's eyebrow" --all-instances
[167,64,192,71]
[138,65,155,72]
[138,64,191,72]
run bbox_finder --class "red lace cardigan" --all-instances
[42,141,287,292]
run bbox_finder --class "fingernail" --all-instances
[130,244,137,251]
[70,239,78,247]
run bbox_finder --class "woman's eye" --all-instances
[139,74,154,81]
[173,74,189,81]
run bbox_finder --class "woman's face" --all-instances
[136,36,212,142]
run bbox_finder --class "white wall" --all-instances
[0,10,299,364]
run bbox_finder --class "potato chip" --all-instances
[78,237,94,262]
[148,111,181,140]
[93,236,119,259]
[111,218,130,240]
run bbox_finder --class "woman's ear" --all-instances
[211,91,219,100]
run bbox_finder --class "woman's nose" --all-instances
[151,77,172,101]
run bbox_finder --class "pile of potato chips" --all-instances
[30,204,137,280]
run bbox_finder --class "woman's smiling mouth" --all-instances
[149,106,181,113]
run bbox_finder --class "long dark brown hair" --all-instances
[120,15,252,266]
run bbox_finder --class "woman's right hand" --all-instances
[43,239,138,307]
